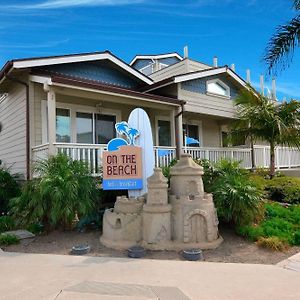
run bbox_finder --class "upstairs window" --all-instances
[207,79,230,98]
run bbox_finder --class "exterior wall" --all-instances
[186,59,210,72]
[150,61,188,82]
[180,87,236,119]
[150,59,211,82]
[0,84,27,177]
[201,118,221,147]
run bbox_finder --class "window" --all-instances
[207,79,230,97]
[183,124,199,147]
[56,108,70,142]
[95,114,116,144]
[158,120,171,146]
[76,112,93,143]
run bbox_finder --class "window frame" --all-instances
[206,78,231,99]
[41,100,121,145]
[182,119,203,147]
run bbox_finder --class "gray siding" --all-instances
[150,59,211,82]
[150,61,188,82]
[0,84,27,178]
[179,86,236,119]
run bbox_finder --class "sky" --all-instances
[0,0,299,100]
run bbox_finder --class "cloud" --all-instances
[4,0,144,10]
[0,39,69,49]
[252,80,300,99]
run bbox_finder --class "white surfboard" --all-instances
[128,108,155,197]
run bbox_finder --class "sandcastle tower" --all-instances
[142,168,172,249]
[169,154,222,249]
[100,196,145,249]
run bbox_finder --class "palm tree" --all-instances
[264,0,300,74]
[231,86,300,177]
[115,121,130,140]
[127,127,139,145]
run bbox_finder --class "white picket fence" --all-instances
[32,143,300,176]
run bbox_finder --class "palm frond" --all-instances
[294,0,300,10]
[264,15,300,74]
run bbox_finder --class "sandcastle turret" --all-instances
[142,168,172,249]
[170,153,204,198]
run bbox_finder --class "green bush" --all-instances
[0,166,20,214]
[10,154,96,231]
[238,202,300,248]
[265,176,300,204]
[212,169,261,226]
[0,215,15,233]
[0,234,19,246]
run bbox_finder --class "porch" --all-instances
[32,143,300,177]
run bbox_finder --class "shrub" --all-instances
[10,154,96,231]
[249,175,268,193]
[212,171,261,226]
[265,176,300,204]
[0,166,20,214]
[256,237,288,251]
[161,159,177,184]
[238,202,300,248]
[293,230,300,245]
[0,234,19,246]
[0,215,15,233]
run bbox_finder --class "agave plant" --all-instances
[10,154,96,230]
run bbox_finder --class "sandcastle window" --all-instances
[115,218,121,229]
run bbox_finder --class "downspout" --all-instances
[174,102,184,159]
[6,75,30,180]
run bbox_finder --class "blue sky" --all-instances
[0,0,299,100]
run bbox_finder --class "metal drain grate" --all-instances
[65,281,190,299]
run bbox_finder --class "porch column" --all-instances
[175,107,183,159]
[44,84,56,155]
[170,109,176,147]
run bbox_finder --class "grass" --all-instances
[0,234,19,246]
[237,202,300,250]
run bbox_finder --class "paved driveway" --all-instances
[0,251,300,299]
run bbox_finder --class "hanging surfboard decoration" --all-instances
[128,108,155,197]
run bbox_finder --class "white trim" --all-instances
[206,78,230,98]
[13,52,153,85]
[174,67,247,88]
[29,75,52,85]
[130,53,183,66]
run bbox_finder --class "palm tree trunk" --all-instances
[270,142,276,178]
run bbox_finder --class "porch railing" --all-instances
[32,143,300,176]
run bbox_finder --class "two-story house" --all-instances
[0,50,298,180]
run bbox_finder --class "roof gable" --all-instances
[33,60,145,89]
[0,51,153,86]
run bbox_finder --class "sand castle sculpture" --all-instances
[100,154,223,250]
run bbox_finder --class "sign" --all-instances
[102,121,143,190]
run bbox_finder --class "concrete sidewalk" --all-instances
[0,251,300,300]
